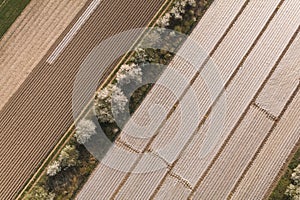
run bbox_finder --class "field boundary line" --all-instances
[16,0,171,198]
[115,138,141,154]
[169,171,193,190]
[252,102,277,121]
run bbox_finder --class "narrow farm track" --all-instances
[0,0,166,199]
[77,0,300,199]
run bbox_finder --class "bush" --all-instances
[23,185,55,200]
[58,145,79,168]
[46,161,61,177]
[94,84,128,123]
[74,119,97,144]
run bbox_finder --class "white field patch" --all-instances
[255,35,300,117]
[46,0,102,64]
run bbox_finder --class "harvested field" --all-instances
[0,0,166,198]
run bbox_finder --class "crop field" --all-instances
[0,0,166,199]
[1,0,299,199]
[77,0,300,199]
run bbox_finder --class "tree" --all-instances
[58,145,79,168]
[116,63,143,86]
[157,0,196,27]
[46,161,61,176]
[23,185,55,200]
[74,119,97,144]
[285,184,300,200]
[285,165,300,200]
[94,84,128,123]
[292,165,300,185]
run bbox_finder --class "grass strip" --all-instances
[270,147,300,200]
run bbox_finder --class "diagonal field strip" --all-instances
[231,85,300,199]
[255,41,300,117]
[0,0,167,199]
[46,0,101,64]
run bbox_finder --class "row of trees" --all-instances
[46,145,79,176]
[23,0,215,199]
[94,63,143,124]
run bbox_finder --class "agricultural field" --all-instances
[0,0,88,110]
[0,0,167,199]
[78,0,300,199]
[1,0,299,199]
[22,0,215,198]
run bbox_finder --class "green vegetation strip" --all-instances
[0,0,31,39]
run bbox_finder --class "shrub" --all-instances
[94,84,128,123]
[58,145,79,168]
[116,63,143,86]
[75,119,97,144]
[46,161,61,176]
[23,185,55,200]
